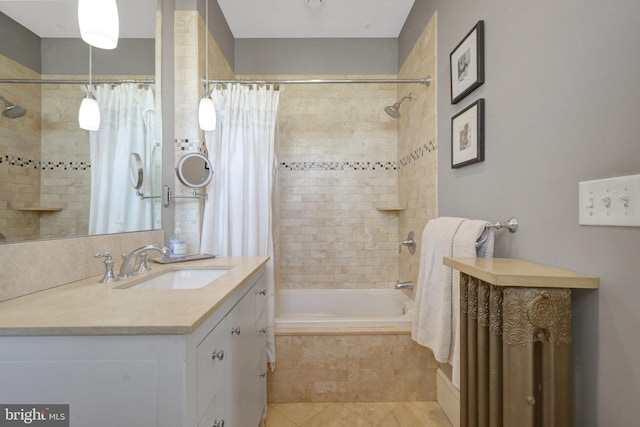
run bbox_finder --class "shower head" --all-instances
[0,96,26,119]
[384,93,413,119]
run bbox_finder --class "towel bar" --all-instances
[476,217,518,247]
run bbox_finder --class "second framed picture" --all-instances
[451,99,484,169]
[450,20,484,104]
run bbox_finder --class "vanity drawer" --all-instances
[196,317,228,423]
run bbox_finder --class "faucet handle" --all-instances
[95,252,120,283]
[137,253,152,274]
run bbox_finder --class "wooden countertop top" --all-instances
[443,257,599,289]
[0,256,269,336]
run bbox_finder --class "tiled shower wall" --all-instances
[0,53,42,242]
[272,76,401,290]
[1,51,155,242]
[176,12,436,292]
[398,15,438,289]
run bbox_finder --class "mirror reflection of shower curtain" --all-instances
[89,83,156,235]
[200,84,280,366]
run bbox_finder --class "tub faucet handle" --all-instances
[399,231,416,254]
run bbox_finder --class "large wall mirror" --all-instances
[0,0,161,244]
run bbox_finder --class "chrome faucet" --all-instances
[395,280,414,290]
[119,244,169,278]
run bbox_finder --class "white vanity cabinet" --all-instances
[198,274,268,427]
[0,267,268,427]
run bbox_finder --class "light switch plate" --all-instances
[579,174,640,226]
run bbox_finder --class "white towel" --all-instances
[450,220,494,389]
[411,217,465,362]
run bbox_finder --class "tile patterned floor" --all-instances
[265,401,452,427]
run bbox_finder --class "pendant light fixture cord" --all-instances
[204,0,209,99]
[88,45,93,95]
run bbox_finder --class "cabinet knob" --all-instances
[257,289,266,296]
[212,419,225,427]
[258,328,267,334]
[259,372,266,378]
[211,350,224,361]
[231,327,241,335]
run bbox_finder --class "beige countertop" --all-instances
[0,256,269,336]
[443,257,599,289]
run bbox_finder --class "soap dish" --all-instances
[152,253,217,264]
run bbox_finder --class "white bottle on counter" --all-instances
[169,228,187,258]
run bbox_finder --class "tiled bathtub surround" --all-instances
[268,331,437,403]
[269,74,400,291]
[397,15,438,290]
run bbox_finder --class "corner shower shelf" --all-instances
[17,207,63,213]
[376,205,406,212]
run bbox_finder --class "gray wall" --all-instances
[0,12,40,72]
[42,39,155,75]
[234,38,397,75]
[0,12,154,76]
[400,0,640,426]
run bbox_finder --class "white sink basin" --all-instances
[124,269,230,290]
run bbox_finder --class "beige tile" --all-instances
[265,405,298,427]
[301,403,374,427]
[341,402,399,423]
[270,403,331,425]
[379,402,452,427]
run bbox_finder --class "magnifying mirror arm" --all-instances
[135,190,162,200]
[163,185,208,208]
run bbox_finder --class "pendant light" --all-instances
[198,0,216,131]
[79,45,100,131]
[78,0,120,50]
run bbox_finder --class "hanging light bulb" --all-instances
[79,45,101,131]
[199,0,216,131]
[78,0,120,50]
[79,94,100,131]
[199,94,216,131]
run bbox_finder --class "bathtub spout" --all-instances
[395,281,414,290]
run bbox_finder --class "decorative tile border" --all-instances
[280,161,397,171]
[0,139,437,172]
[175,138,208,157]
[398,140,437,168]
[279,141,436,172]
[0,154,90,170]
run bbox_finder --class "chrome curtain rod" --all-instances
[203,77,432,86]
[0,79,155,85]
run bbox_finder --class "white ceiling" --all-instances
[217,0,415,39]
[0,0,415,40]
[0,0,156,39]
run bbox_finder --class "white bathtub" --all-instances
[275,289,413,328]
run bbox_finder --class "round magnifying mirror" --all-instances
[129,153,143,191]
[176,153,213,188]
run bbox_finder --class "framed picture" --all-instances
[451,99,484,168]
[450,20,484,104]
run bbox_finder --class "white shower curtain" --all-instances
[200,84,279,365]
[89,84,157,235]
